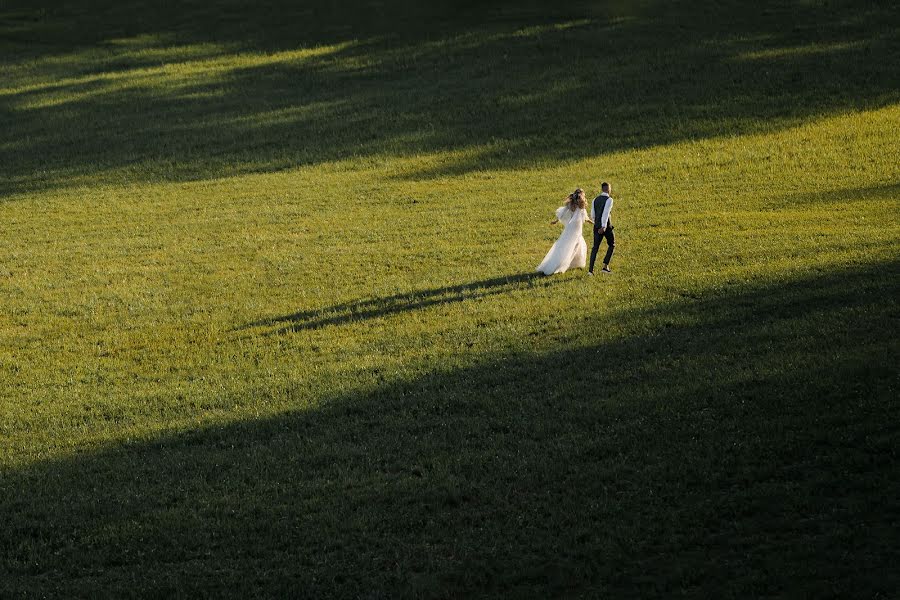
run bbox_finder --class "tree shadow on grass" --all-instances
[764,181,900,208]
[240,271,556,334]
[1,0,898,197]
[2,260,898,597]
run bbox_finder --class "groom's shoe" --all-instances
[587,271,594,276]
[601,266,612,273]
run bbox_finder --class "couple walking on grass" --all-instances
[536,181,616,276]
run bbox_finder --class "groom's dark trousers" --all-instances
[589,226,615,272]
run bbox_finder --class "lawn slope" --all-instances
[1,0,898,596]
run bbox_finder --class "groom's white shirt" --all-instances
[591,192,613,227]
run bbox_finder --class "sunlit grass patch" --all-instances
[1,0,898,596]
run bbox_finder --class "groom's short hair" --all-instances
[601,182,610,191]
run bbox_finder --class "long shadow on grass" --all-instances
[3,260,898,596]
[1,0,898,197]
[241,271,554,334]
[765,181,900,208]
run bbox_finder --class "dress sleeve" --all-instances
[555,206,572,223]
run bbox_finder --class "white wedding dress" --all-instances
[536,205,588,275]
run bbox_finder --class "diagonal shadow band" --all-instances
[239,271,561,334]
[3,259,898,596]
[3,0,898,197]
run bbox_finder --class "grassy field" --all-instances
[1,0,899,596]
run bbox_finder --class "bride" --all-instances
[536,188,594,275]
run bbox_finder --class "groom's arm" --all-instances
[600,198,614,229]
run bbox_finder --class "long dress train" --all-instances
[536,206,588,275]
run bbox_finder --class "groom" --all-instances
[588,182,615,275]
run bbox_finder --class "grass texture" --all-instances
[1,0,899,596]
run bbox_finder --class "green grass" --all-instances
[1,0,899,596]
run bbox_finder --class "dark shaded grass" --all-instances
[2,1,898,597]
[3,260,897,597]
[2,0,898,197]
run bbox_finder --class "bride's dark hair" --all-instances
[567,188,586,210]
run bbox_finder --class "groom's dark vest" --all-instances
[593,194,613,230]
